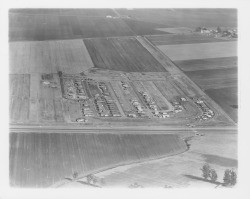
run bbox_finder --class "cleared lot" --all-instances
[9,133,187,187]
[157,41,237,61]
[9,40,94,74]
[84,37,166,72]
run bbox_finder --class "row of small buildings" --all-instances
[194,99,214,121]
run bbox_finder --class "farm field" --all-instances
[9,8,118,17]
[206,87,238,123]
[156,27,193,34]
[115,9,237,28]
[147,34,232,46]
[84,37,166,72]
[9,132,187,187]
[185,68,237,90]
[9,13,135,41]
[174,56,237,71]
[9,40,94,74]
[156,41,237,61]
[93,130,237,188]
[121,18,168,35]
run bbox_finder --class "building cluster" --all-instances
[172,101,183,113]
[93,82,121,117]
[194,99,214,121]
[80,101,94,117]
[196,27,237,38]
[130,99,147,118]
[141,91,160,116]
[63,78,88,100]
[94,95,121,117]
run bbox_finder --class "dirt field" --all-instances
[84,37,166,72]
[206,87,237,123]
[9,132,187,187]
[174,56,237,71]
[147,34,230,45]
[116,9,237,28]
[92,130,237,188]
[9,40,94,74]
[157,41,237,61]
[9,13,135,41]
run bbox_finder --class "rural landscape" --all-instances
[9,8,237,188]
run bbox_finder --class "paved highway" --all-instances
[9,124,237,134]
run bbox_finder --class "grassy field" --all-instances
[206,87,237,122]
[84,37,166,72]
[9,40,94,74]
[174,57,237,71]
[157,41,237,61]
[9,13,134,41]
[116,9,237,28]
[147,34,231,46]
[93,130,237,188]
[9,132,187,187]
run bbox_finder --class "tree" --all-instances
[72,171,78,179]
[230,170,237,186]
[86,174,98,185]
[201,164,211,180]
[209,169,218,182]
[223,169,232,186]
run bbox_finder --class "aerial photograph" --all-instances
[9,8,237,188]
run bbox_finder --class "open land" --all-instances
[83,37,166,72]
[147,34,234,45]
[156,41,237,61]
[91,129,237,188]
[174,57,237,71]
[9,132,187,187]
[9,39,94,74]
[9,12,135,41]
[9,9,237,188]
[115,9,237,28]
